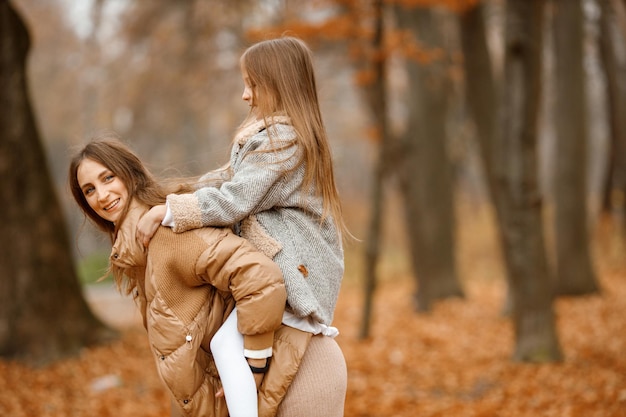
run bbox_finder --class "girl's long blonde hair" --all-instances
[239,36,349,239]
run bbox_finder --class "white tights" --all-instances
[210,308,259,417]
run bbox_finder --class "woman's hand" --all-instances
[136,205,166,247]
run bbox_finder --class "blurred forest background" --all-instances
[1,0,626,416]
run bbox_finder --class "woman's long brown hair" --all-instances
[68,132,192,292]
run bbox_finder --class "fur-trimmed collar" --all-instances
[235,115,291,146]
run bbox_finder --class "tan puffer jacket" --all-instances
[110,201,310,417]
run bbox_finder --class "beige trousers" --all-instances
[276,334,347,417]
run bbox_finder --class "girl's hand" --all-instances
[136,205,166,247]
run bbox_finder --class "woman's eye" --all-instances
[104,174,115,182]
[84,187,94,196]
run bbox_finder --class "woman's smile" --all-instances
[104,198,120,212]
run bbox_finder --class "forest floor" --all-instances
[1,210,625,417]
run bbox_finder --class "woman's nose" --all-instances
[97,187,109,202]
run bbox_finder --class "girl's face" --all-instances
[241,68,258,114]
[76,158,129,223]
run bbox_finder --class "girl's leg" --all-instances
[210,307,258,417]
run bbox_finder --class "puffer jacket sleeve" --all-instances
[195,228,286,353]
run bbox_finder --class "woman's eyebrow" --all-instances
[79,169,109,189]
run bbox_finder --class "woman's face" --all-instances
[76,158,129,223]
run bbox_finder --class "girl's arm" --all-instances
[138,128,298,244]
[136,204,166,247]
[167,139,299,233]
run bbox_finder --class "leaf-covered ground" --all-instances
[1,209,625,417]
[336,270,626,417]
[1,268,624,417]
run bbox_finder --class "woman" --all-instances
[69,135,347,417]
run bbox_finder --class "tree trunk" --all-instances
[599,0,626,241]
[359,0,389,339]
[497,0,562,362]
[0,1,116,366]
[393,5,463,312]
[551,0,599,296]
[459,2,514,310]
[459,3,500,208]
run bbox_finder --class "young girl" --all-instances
[137,36,348,416]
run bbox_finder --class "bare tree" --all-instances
[600,0,626,240]
[90,0,259,175]
[459,2,513,308]
[551,0,599,296]
[0,0,115,366]
[393,4,464,312]
[497,0,562,362]
[459,3,500,212]
[359,0,390,339]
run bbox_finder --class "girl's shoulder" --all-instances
[266,122,296,140]
[236,115,296,146]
